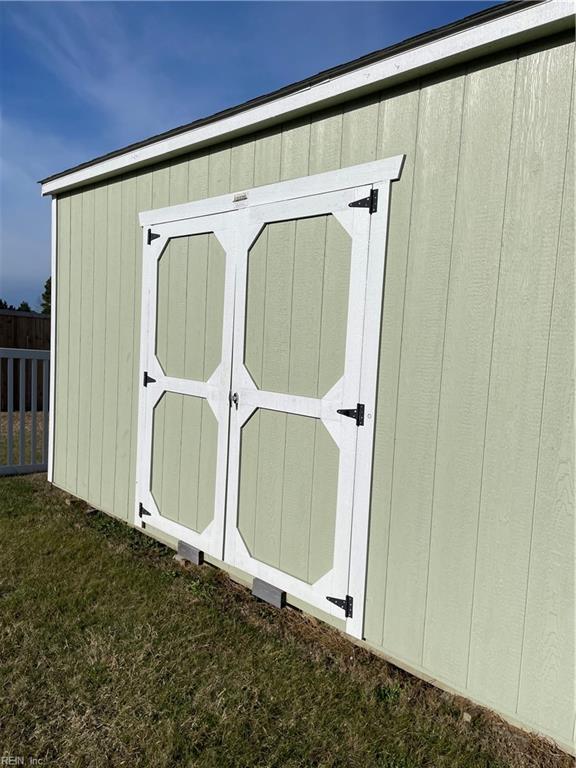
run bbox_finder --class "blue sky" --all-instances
[0,1,498,309]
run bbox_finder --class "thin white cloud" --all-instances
[0,2,223,305]
[5,3,222,146]
[0,115,86,305]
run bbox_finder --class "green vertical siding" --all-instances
[151,393,218,532]
[366,37,574,748]
[53,34,575,749]
[363,84,420,646]
[114,176,137,517]
[422,54,516,687]
[87,185,107,505]
[244,216,350,398]
[100,180,122,514]
[516,76,574,737]
[152,230,226,531]
[381,68,466,665]
[156,234,225,381]
[466,38,574,714]
[238,214,350,582]
[238,411,339,583]
[76,187,94,501]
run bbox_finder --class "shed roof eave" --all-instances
[40,0,574,196]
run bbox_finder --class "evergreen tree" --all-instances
[41,277,51,315]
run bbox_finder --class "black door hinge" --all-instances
[147,229,161,245]
[143,371,156,387]
[349,189,378,214]
[337,403,365,426]
[326,594,353,618]
[139,503,152,518]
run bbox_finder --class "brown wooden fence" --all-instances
[0,311,50,411]
[0,309,50,350]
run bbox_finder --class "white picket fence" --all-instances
[0,348,50,476]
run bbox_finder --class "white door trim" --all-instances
[346,178,395,639]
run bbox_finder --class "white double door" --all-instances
[136,158,403,637]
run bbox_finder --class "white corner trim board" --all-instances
[47,198,57,483]
[40,1,571,197]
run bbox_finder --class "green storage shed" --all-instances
[40,0,575,753]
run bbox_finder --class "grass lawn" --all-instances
[0,475,570,768]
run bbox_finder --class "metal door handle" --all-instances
[230,392,239,410]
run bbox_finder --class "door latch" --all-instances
[229,391,239,410]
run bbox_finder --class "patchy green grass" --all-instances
[0,475,570,768]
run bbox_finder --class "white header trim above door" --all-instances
[139,157,405,227]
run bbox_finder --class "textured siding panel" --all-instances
[244,217,350,398]
[422,55,516,688]
[516,69,574,739]
[87,185,108,505]
[76,187,95,500]
[156,234,225,381]
[99,180,122,514]
[309,108,343,174]
[467,39,573,714]
[238,213,350,583]
[381,69,466,664]
[363,84,420,647]
[53,35,575,749]
[188,151,210,201]
[151,229,226,532]
[341,97,379,167]
[231,137,256,190]
[280,118,310,180]
[151,393,218,533]
[254,130,281,187]
[208,144,232,196]
[238,411,339,584]
[114,176,137,517]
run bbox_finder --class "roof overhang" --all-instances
[40,0,574,196]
